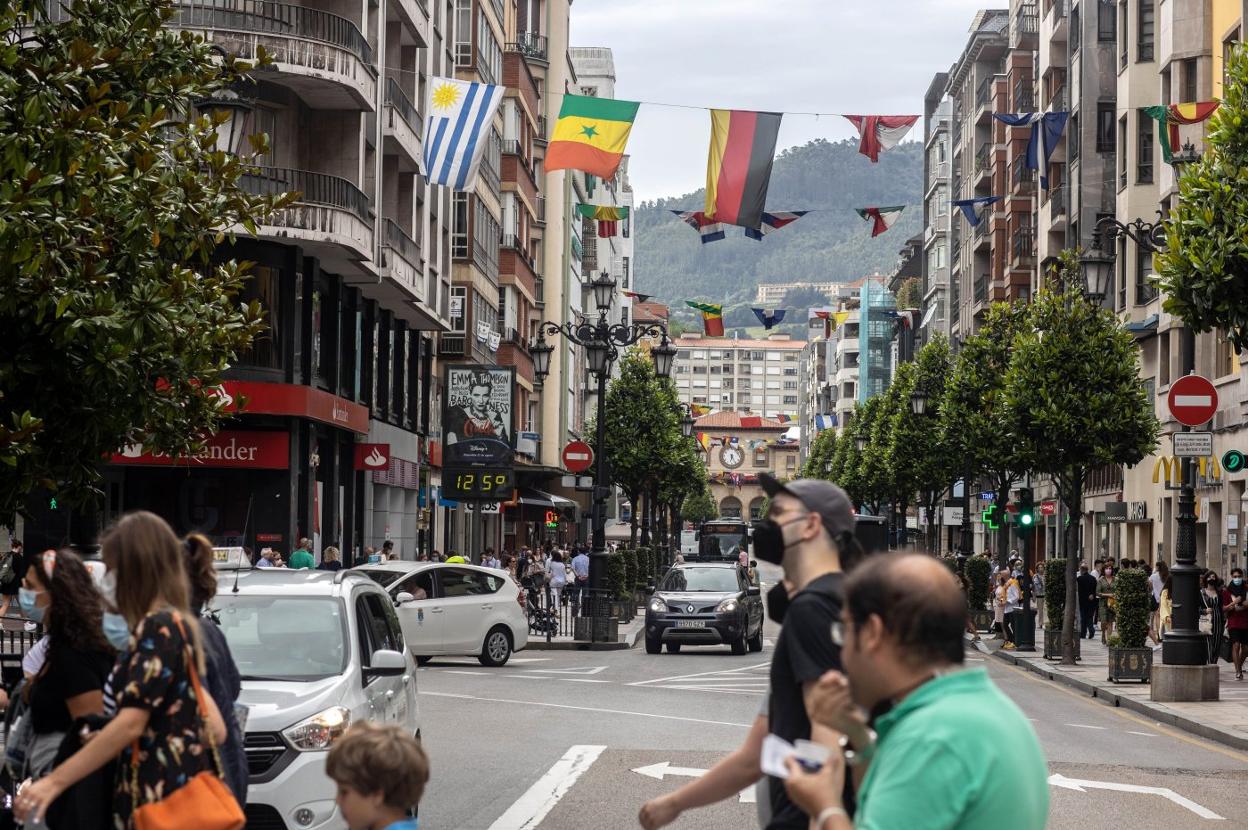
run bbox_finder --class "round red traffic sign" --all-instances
[1167,374,1218,427]
[562,440,594,473]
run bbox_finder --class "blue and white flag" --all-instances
[751,308,787,329]
[992,112,1069,189]
[814,414,837,431]
[423,76,506,191]
[951,196,1001,227]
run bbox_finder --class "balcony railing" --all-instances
[440,334,466,356]
[975,142,993,173]
[976,76,992,109]
[536,115,548,142]
[502,140,536,180]
[1048,186,1067,219]
[238,166,370,224]
[383,219,420,267]
[1016,4,1038,35]
[973,273,988,303]
[1012,225,1035,259]
[171,1,373,65]
[1012,84,1035,111]
[1013,157,1035,185]
[536,196,546,223]
[385,77,422,138]
[1047,0,1067,20]
[507,32,549,62]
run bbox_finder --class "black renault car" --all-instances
[645,562,763,655]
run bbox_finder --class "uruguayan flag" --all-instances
[423,77,505,191]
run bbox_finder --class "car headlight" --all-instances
[648,598,667,614]
[717,598,739,613]
[282,706,350,751]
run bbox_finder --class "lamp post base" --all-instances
[1150,663,1219,702]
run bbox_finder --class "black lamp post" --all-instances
[194,46,255,156]
[678,403,696,440]
[530,276,676,630]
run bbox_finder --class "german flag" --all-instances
[704,110,783,229]
[546,94,639,179]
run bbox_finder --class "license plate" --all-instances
[675,620,707,629]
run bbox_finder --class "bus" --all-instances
[697,518,750,563]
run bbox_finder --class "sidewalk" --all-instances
[992,636,1248,751]
[526,611,646,651]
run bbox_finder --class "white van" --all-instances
[213,568,420,830]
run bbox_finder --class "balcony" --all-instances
[439,334,466,357]
[975,142,993,183]
[506,32,549,64]
[536,115,548,145]
[1013,3,1038,47]
[973,273,988,304]
[390,0,430,48]
[1012,156,1035,191]
[1011,225,1035,266]
[975,76,995,125]
[502,51,540,124]
[1046,0,1068,43]
[384,77,423,170]
[1012,79,1035,112]
[238,166,373,265]
[499,233,538,298]
[1048,186,1067,224]
[497,328,534,384]
[170,1,377,110]
[501,140,539,209]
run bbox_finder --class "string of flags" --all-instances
[576,203,630,238]
[1142,102,1219,162]
[844,115,921,162]
[992,112,1069,189]
[670,210,810,244]
[622,290,652,303]
[856,206,906,237]
[951,196,1001,227]
[685,301,725,336]
[751,308,787,329]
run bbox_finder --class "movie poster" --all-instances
[442,365,515,465]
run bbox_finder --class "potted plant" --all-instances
[1042,558,1078,660]
[966,555,994,633]
[1108,567,1151,682]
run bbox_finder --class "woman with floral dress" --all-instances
[14,511,227,828]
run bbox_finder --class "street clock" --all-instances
[720,446,743,469]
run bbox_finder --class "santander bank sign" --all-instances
[110,431,289,470]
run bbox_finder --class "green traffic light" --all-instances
[1020,513,1033,526]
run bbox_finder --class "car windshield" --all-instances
[215,595,348,681]
[659,567,740,593]
[701,532,747,560]
[356,568,409,589]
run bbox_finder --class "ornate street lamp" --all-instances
[651,335,677,380]
[589,270,617,313]
[1078,233,1115,304]
[194,46,254,156]
[680,407,695,439]
[1170,140,1201,173]
[530,332,554,381]
[854,434,868,453]
[910,390,928,416]
[585,337,610,377]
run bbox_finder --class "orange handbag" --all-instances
[130,615,245,830]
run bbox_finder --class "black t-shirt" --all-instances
[29,644,113,734]
[767,572,845,830]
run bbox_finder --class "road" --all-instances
[415,572,1248,829]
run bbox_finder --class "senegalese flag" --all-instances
[705,109,784,228]
[856,206,905,237]
[546,94,640,179]
[1143,102,1219,162]
[576,203,630,238]
[686,301,725,336]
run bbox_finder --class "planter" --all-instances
[971,609,994,633]
[1108,646,1152,683]
[574,615,619,644]
[611,600,634,621]
[1042,628,1081,661]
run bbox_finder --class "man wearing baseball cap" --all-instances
[755,473,865,829]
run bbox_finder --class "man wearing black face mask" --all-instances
[755,473,863,830]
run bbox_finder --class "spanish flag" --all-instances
[704,109,783,229]
[546,94,639,179]
[1142,102,1219,162]
[686,301,725,337]
[696,433,711,452]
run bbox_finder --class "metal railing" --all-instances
[976,142,993,173]
[439,334,466,356]
[385,77,423,138]
[536,115,548,142]
[1012,225,1035,259]
[1013,85,1035,111]
[1048,0,1067,21]
[1048,186,1067,219]
[238,166,371,224]
[976,76,993,109]
[171,1,373,65]
[383,219,420,266]
[1016,4,1038,35]
[974,273,988,303]
[1013,157,1035,185]
[507,32,549,61]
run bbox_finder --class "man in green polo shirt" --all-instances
[288,537,315,570]
[784,554,1048,830]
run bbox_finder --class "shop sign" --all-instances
[1040,500,1057,517]
[353,443,392,471]
[111,431,289,469]
[215,381,369,434]
[1128,502,1148,522]
[1105,502,1128,523]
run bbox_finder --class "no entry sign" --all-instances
[1167,375,1218,427]
[562,440,594,473]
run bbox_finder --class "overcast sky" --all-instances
[569,0,993,202]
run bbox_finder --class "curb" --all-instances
[992,650,1248,752]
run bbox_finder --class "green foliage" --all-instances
[634,139,922,305]
[887,336,955,527]
[842,395,886,510]
[606,552,628,602]
[1157,45,1248,350]
[1044,559,1067,629]
[682,487,717,524]
[1113,568,1151,649]
[894,277,922,310]
[634,547,651,590]
[966,555,992,610]
[622,547,637,599]
[0,0,292,517]
[801,428,838,479]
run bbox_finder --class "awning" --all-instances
[1124,314,1158,335]
[516,488,578,513]
[920,304,938,328]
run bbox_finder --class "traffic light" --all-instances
[981,503,1001,531]
[1016,487,1035,528]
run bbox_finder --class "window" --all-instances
[1096,103,1115,151]
[622,256,630,287]
[1136,249,1156,304]
[1068,113,1080,160]
[783,395,798,405]
[1159,329,1172,386]
[1217,336,1234,378]
[1070,6,1080,52]
[449,285,467,332]
[453,0,473,65]
[749,498,766,521]
[1098,0,1116,40]
[438,568,501,597]
[1182,58,1198,104]
[236,265,283,370]
[452,193,469,258]
[1138,0,1154,62]
[1226,31,1241,89]
[476,9,502,84]
[1137,109,1153,184]
[1118,114,1128,188]
[754,449,768,467]
[1119,0,1128,69]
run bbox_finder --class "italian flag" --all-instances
[856,206,905,237]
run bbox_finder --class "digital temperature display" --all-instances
[445,468,514,500]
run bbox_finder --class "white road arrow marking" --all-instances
[1047,774,1224,820]
[631,761,756,803]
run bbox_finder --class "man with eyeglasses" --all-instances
[783,554,1048,830]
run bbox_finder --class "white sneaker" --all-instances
[23,621,36,632]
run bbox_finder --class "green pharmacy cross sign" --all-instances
[1223,450,1247,474]
[982,504,1001,530]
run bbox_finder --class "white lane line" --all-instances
[442,670,489,676]
[505,674,550,679]
[564,678,611,684]
[508,657,554,663]
[1065,724,1106,730]
[488,745,606,830]
[630,662,770,686]
[1127,730,1158,737]
[423,691,753,728]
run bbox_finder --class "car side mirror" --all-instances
[747,586,761,597]
[364,648,407,678]
[395,591,415,606]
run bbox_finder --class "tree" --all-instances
[887,336,955,553]
[801,428,838,479]
[681,487,717,524]
[782,285,830,310]
[846,395,887,514]
[940,301,1032,567]
[1004,265,1159,665]
[1157,44,1248,350]
[868,362,914,545]
[0,0,290,519]
[894,277,922,310]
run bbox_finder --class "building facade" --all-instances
[672,334,806,421]
[693,413,799,521]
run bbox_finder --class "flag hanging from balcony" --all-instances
[1142,102,1220,162]
[686,301,725,336]
[814,414,837,431]
[691,403,713,417]
[843,115,920,162]
[423,77,506,191]
[671,210,727,244]
[751,308,787,329]
[992,112,1069,189]
[705,109,784,228]
[623,290,652,303]
[576,203,630,238]
[856,206,905,237]
[951,196,1001,227]
[744,211,810,240]
[546,94,640,179]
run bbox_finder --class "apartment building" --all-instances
[672,334,806,420]
[755,282,841,306]
[18,1,458,561]
[921,74,953,344]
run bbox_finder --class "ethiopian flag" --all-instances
[686,301,725,337]
[1143,102,1219,162]
[546,94,639,179]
